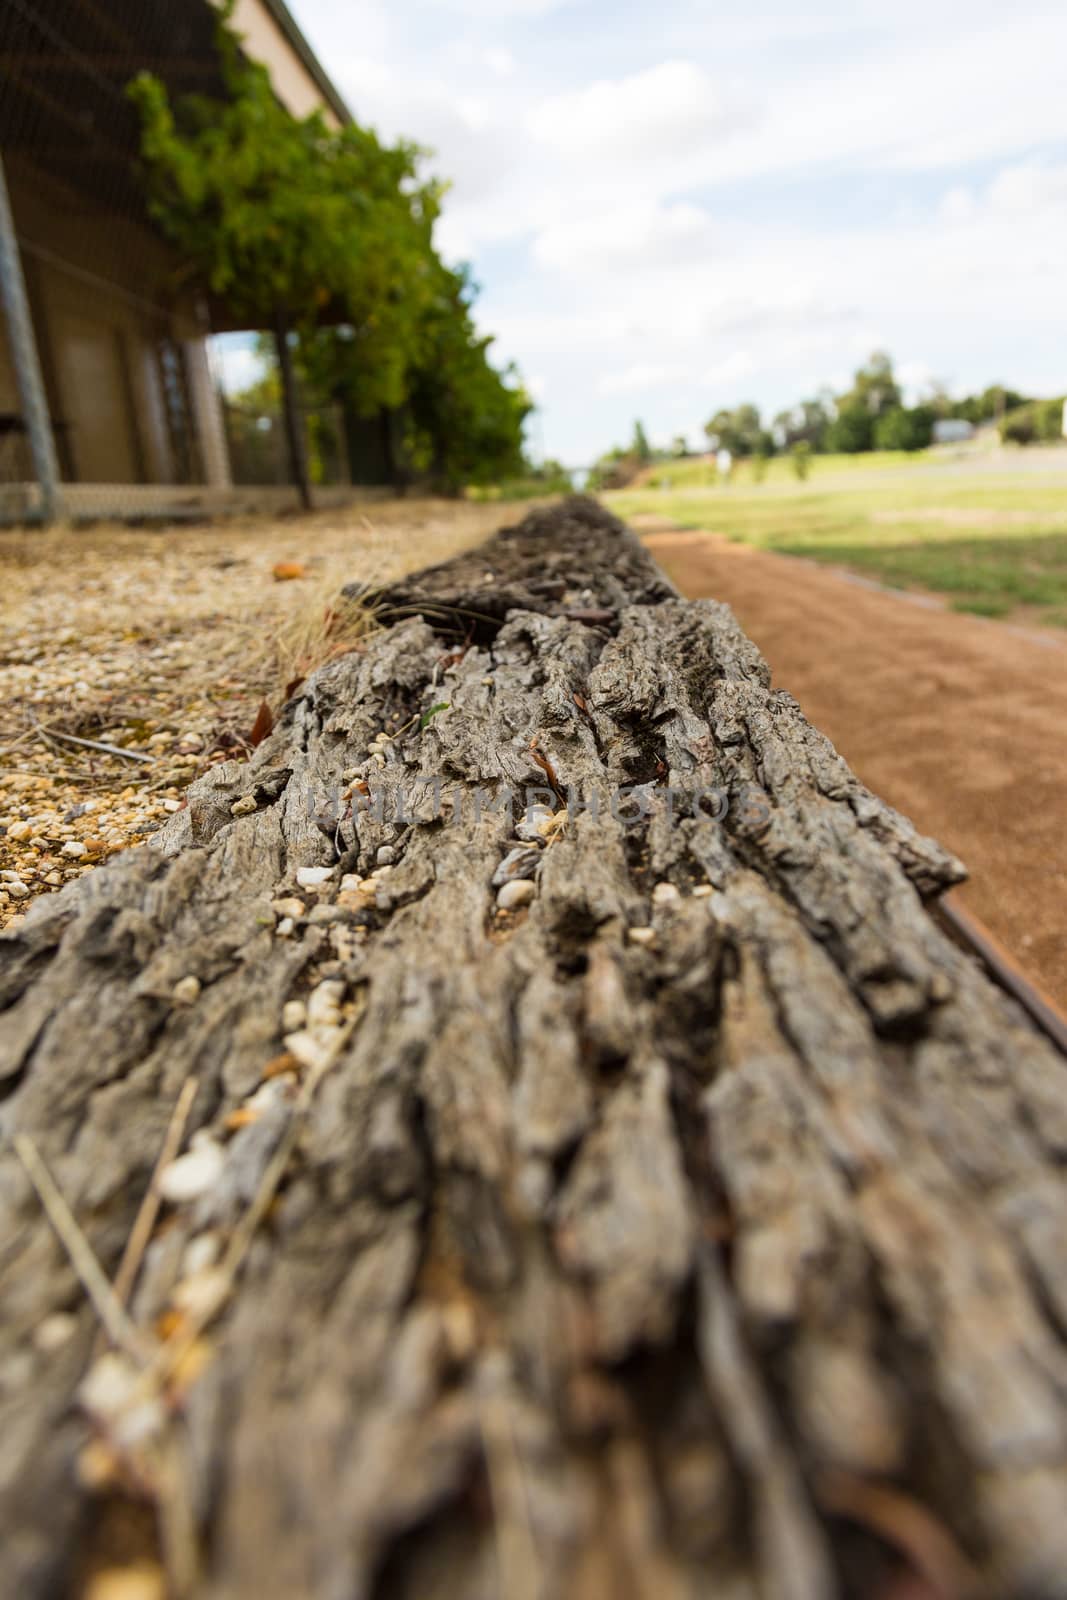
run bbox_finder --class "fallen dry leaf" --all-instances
[272,561,307,582]
[248,701,274,748]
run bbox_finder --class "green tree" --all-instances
[774,397,831,453]
[839,351,902,419]
[704,403,764,458]
[129,16,439,501]
[873,405,935,452]
[403,265,531,491]
[952,385,1028,426]
[632,420,653,464]
[128,5,525,497]
[1000,396,1066,445]
[825,403,873,454]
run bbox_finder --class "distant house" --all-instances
[0,0,350,521]
[932,419,976,446]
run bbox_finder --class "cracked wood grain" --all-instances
[1,497,1066,1600]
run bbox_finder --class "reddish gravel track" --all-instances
[641,522,1067,1010]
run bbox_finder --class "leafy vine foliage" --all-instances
[128,5,530,490]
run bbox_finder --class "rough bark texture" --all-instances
[2,498,1067,1600]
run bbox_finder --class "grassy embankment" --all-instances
[607,452,1067,626]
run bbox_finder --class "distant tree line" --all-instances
[590,353,1062,488]
[710,353,1039,461]
[128,2,530,497]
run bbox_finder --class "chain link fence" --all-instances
[0,0,352,523]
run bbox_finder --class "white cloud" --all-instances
[332,56,525,219]
[703,16,1067,184]
[434,0,573,13]
[701,352,757,389]
[940,186,975,224]
[896,361,938,404]
[987,161,1067,214]
[285,0,1067,462]
[529,61,753,164]
[481,46,516,78]
[533,201,716,273]
[599,362,690,396]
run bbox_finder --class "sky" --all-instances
[226,0,1067,465]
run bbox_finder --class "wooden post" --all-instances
[3,499,1067,1598]
[273,306,310,510]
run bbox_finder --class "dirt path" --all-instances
[640,522,1067,1009]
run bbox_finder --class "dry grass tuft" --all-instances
[255,575,380,699]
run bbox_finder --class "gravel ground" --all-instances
[0,497,512,931]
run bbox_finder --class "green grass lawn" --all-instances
[606,456,1067,627]
[637,449,934,489]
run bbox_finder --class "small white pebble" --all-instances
[307,978,345,1032]
[172,975,201,1007]
[281,999,306,1031]
[79,1352,138,1423]
[61,840,86,859]
[112,1396,168,1450]
[652,882,681,907]
[34,1312,78,1353]
[296,865,334,889]
[339,874,362,893]
[162,798,181,813]
[515,805,555,843]
[284,1030,333,1071]
[181,1233,221,1278]
[497,879,536,911]
[7,820,32,841]
[628,926,656,946]
[341,767,361,782]
[275,916,295,938]
[691,884,714,898]
[376,845,396,866]
[7,879,29,899]
[159,1139,225,1204]
[170,1267,229,1320]
[230,795,257,816]
[271,897,305,919]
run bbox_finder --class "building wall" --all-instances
[3,159,209,486]
[1,0,342,497]
[225,0,342,127]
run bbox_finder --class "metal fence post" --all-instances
[0,151,62,524]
